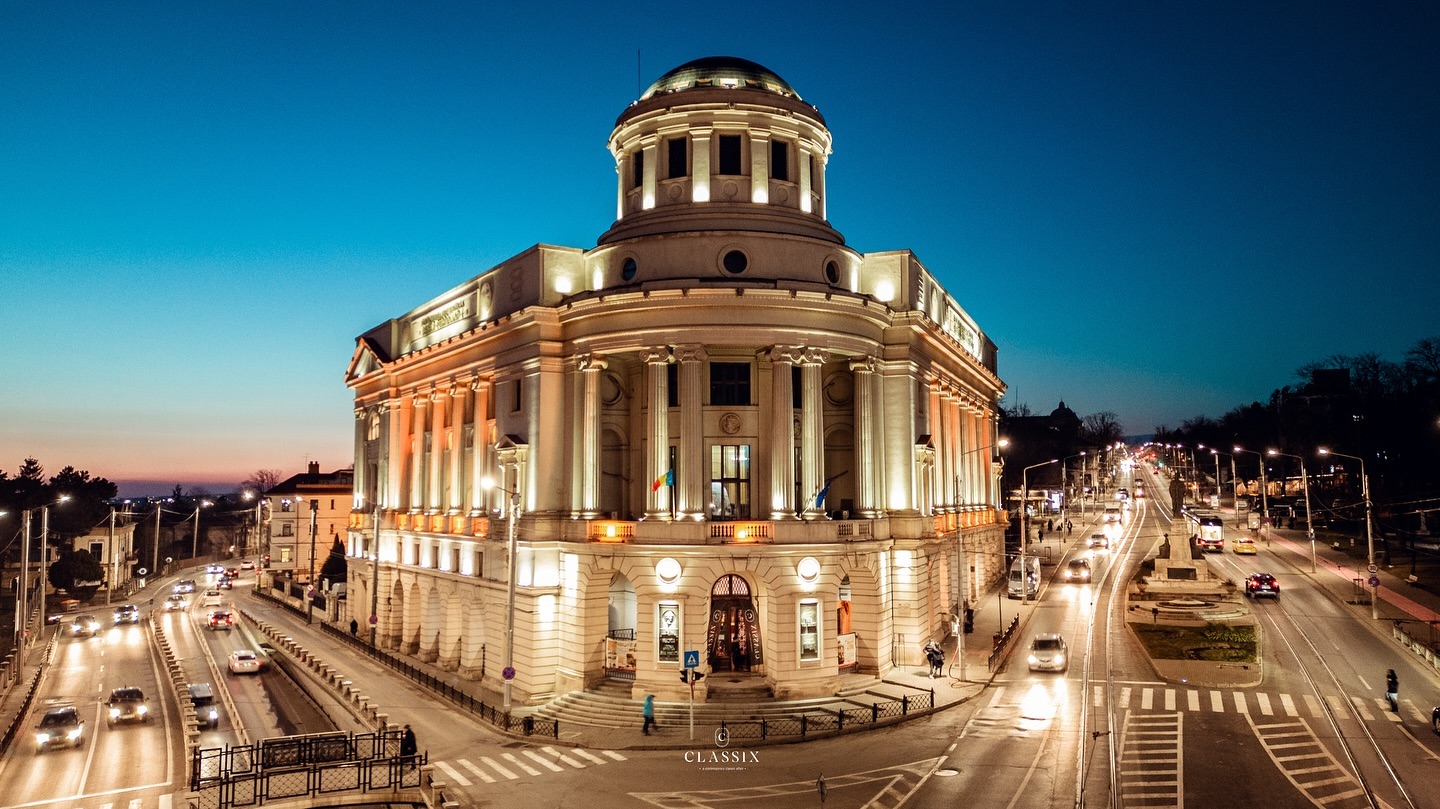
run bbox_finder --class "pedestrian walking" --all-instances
[1385,669,1399,712]
[1037,527,1045,543]
[349,618,359,637]
[399,723,418,769]
[642,694,658,735]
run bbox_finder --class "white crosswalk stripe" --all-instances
[1234,692,1248,714]
[483,755,518,779]
[428,748,627,782]
[1164,689,1176,711]
[602,750,628,761]
[1304,694,1324,717]
[460,758,497,783]
[1279,694,1297,717]
[1256,693,1273,716]
[574,749,609,765]
[434,760,472,786]
[523,750,566,772]
[1187,690,1199,712]
[503,752,542,776]
[1140,688,1153,710]
[1087,683,1410,725]
[1210,690,1224,712]
[1351,696,1375,721]
[542,746,586,768]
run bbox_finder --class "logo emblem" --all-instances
[714,727,729,748]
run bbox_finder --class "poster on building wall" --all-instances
[657,602,680,663]
[605,637,637,671]
[798,601,820,661]
[837,633,857,667]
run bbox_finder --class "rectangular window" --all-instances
[632,150,644,188]
[667,363,678,408]
[709,444,751,520]
[90,542,104,559]
[513,379,522,412]
[657,602,681,664]
[771,140,789,182]
[282,524,294,537]
[718,135,742,175]
[667,137,687,179]
[473,549,484,578]
[709,362,750,406]
[798,599,820,661]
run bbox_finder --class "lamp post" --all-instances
[1020,460,1058,607]
[19,496,69,644]
[482,476,522,711]
[1268,450,1314,573]
[190,500,212,562]
[1233,446,1270,533]
[1320,448,1376,620]
[370,502,381,647]
[305,499,319,625]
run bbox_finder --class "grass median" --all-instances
[1131,622,1257,663]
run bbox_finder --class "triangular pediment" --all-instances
[345,339,388,383]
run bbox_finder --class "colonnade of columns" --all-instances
[361,375,493,515]
[928,380,995,513]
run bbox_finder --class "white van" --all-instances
[1103,505,1123,524]
[1007,556,1041,599]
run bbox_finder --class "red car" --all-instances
[1245,573,1280,598]
[207,610,234,630]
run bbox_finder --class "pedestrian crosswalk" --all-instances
[430,747,627,786]
[1072,683,1421,724]
[27,794,176,809]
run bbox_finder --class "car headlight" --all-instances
[109,708,120,718]
[67,727,83,740]
[36,732,51,744]
[1028,654,1039,665]
[208,709,219,721]
[1054,654,1065,665]
[136,705,147,715]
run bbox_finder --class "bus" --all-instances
[1184,507,1225,552]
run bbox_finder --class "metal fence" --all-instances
[719,689,934,741]
[0,635,56,758]
[987,615,1021,670]
[192,752,426,809]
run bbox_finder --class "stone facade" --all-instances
[343,57,1007,704]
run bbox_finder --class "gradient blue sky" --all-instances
[4,3,1438,497]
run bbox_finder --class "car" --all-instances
[1027,634,1069,672]
[112,604,140,625]
[105,686,149,725]
[240,559,256,570]
[35,706,84,750]
[1089,532,1110,549]
[217,577,233,590]
[1134,484,1146,498]
[173,579,196,594]
[1063,559,1092,583]
[1245,573,1280,598]
[70,615,102,637]
[207,610,234,630]
[228,649,262,674]
[224,567,240,579]
[1232,537,1258,555]
[205,564,225,575]
[188,682,219,728]
[200,589,222,607]
[165,594,188,611]
[1116,488,1129,501]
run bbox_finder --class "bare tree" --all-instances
[1081,411,1124,446]
[241,469,284,494]
[1405,336,1440,383]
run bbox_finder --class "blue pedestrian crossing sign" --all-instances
[684,650,700,669]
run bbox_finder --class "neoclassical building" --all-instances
[344,57,1007,704]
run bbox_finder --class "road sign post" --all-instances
[683,650,701,740]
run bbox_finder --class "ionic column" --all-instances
[642,347,672,520]
[949,390,965,508]
[927,382,945,514]
[768,346,802,520]
[849,357,879,517]
[578,354,607,518]
[675,345,706,520]
[385,398,409,511]
[470,376,491,513]
[800,349,827,520]
[428,385,447,512]
[353,406,368,509]
[410,390,429,513]
[967,400,982,506]
[448,384,466,513]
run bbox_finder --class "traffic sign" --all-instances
[1368,564,1378,574]
[683,650,700,669]
[368,614,378,625]
[502,665,516,681]
[1369,576,1381,588]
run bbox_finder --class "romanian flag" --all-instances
[651,468,674,492]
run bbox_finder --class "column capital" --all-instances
[848,356,876,375]
[577,353,609,372]
[767,345,806,365]
[412,389,432,407]
[639,346,672,365]
[673,344,708,364]
[470,374,489,391]
[799,348,828,366]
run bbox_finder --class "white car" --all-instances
[200,589,222,607]
[240,559,256,570]
[1027,634,1069,673]
[164,595,187,611]
[228,649,262,674]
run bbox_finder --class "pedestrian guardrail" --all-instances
[719,689,934,742]
[987,615,1020,671]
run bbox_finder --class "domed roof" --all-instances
[640,56,801,101]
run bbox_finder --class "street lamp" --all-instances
[1233,446,1270,532]
[1319,448,1376,620]
[482,475,522,711]
[304,499,319,625]
[1020,460,1059,606]
[369,501,382,647]
[1268,450,1315,573]
[191,500,213,561]
[16,496,69,646]
[1200,446,1238,519]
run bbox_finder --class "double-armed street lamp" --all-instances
[1233,446,1270,531]
[1319,448,1377,620]
[13,496,69,647]
[1198,446,1237,516]
[191,500,213,561]
[1019,459,1059,607]
[1267,449,1315,573]
[481,476,523,711]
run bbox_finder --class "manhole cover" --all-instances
[934,769,960,777]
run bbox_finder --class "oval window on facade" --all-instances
[824,260,840,285]
[621,257,638,281]
[722,250,748,275]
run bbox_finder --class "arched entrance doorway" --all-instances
[706,574,763,672]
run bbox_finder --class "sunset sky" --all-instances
[3,2,1437,497]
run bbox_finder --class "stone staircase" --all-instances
[530,674,932,730]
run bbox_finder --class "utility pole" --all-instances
[306,499,318,624]
[106,508,116,606]
[152,503,162,578]
[18,510,31,649]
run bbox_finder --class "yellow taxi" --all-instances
[1232,537,1258,555]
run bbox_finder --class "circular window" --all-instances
[824,260,840,285]
[797,556,821,583]
[656,557,682,585]
[621,257,638,281]
[722,250,748,274]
